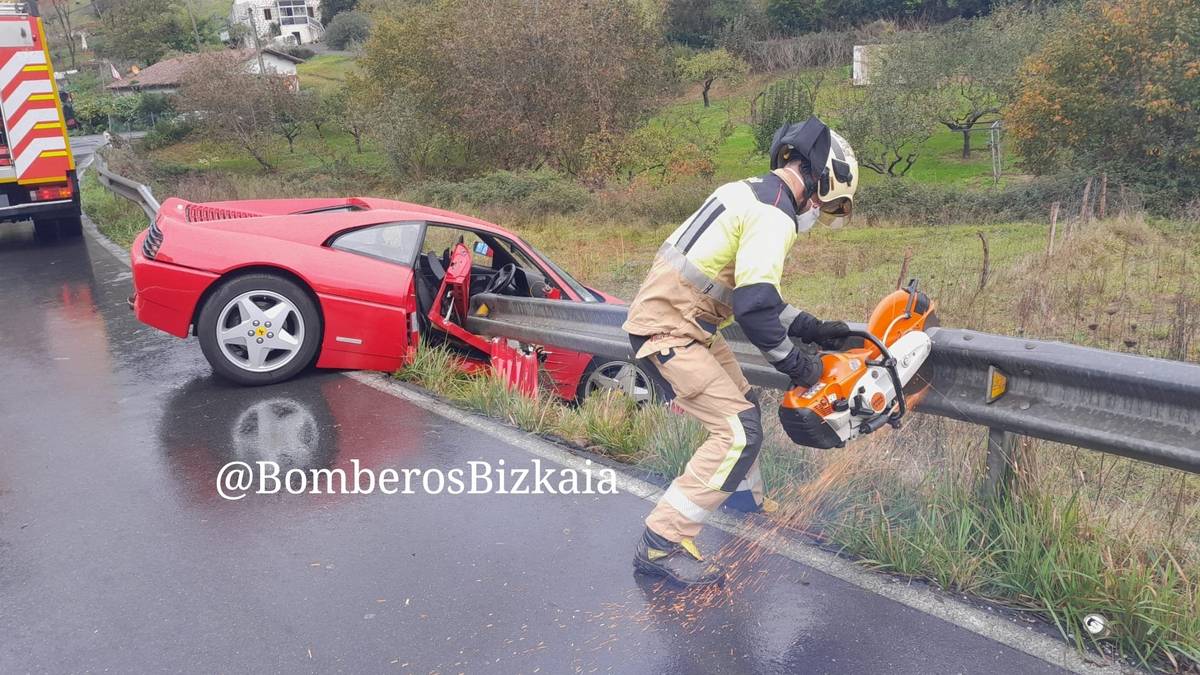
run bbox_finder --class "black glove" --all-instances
[814,321,852,351]
[788,312,851,345]
[773,345,825,389]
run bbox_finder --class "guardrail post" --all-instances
[980,427,1017,503]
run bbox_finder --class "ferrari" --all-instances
[129,196,654,402]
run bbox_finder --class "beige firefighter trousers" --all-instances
[636,334,765,542]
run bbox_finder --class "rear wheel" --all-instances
[57,215,83,238]
[32,215,83,241]
[32,218,60,242]
[197,274,322,386]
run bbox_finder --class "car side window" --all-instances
[330,221,423,265]
[423,224,494,267]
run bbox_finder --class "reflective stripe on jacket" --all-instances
[623,172,814,364]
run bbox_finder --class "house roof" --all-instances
[107,48,304,91]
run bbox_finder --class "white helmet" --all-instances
[818,129,858,219]
[770,118,858,219]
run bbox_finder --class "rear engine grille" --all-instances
[142,217,164,259]
[184,204,262,222]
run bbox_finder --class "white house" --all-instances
[106,48,305,96]
[230,0,325,47]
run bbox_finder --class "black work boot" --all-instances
[633,527,725,587]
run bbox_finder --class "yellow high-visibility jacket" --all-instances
[623,172,820,366]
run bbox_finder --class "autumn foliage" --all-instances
[1008,0,1200,200]
[360,0,665,172]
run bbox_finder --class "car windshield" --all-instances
[522,242,600,302]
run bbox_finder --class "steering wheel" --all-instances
[483,263,518,294]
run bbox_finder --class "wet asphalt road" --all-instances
[0,220,1071,673]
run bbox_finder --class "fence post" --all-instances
[1080,176,1094,225]
[981,427,1017,503]
[1047,202,1060,255]
[1098,172,1108,220]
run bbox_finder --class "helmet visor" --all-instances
[820,197,852,217]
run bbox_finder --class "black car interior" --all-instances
[413,226,559,353]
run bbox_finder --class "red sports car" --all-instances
[129,196,654,402]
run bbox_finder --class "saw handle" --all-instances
[859,413,893,434]
[845,329,907,422]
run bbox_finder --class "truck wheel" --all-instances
[32,218,60,241]
[57,215,83,238]
[197,273,323,386]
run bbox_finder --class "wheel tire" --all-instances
[197,273,322,386]
[57,215,83,238]
[32,218,60,242]
[577,358,660,405]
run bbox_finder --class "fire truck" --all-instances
[0,2,81,240]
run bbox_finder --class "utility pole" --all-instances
[182,0,203,52]
[244,3,268,75]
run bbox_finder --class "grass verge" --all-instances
[80,171,146,249]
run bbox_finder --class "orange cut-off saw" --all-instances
[779,280,937,448]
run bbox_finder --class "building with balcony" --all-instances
[230,0,324,46]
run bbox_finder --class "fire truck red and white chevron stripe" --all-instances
[0,21,71,183]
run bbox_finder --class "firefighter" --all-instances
[625,117,859,586]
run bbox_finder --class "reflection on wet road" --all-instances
[0,225,1067,673]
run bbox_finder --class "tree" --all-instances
[320,0,358,25]
[273,89,312,153]
[880,7,1051,159]
[330,75,374,153]
[751,72,823,153]
[819,0,993,28]
[833,79,937,177]
[324,10,370,49]
[585,107,735,185]
[1009,0,1200,202]
[366,89,448,180]
[45,0,77,69]
[309,90,329,138]
[663,0,750,47]
[176,52,290,170]
[767,0,823,35]
[679,48,749,107]
[101,0,192,64]
[362,0,666,171]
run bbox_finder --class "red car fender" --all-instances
[540,347,594,401]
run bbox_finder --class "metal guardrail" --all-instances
[466,294,1200,476]
[88,158,1200,479]
[92,149,160,222]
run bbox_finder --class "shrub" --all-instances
[853,174,1087,225]
[408,171,590,214]
[139,115,197,150]
[1008,0,1200,209]
[598,177,715,223]
[324,10,370,49]
[280,45,316,60]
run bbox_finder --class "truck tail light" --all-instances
[0,145,11,167]
[30,183,73,201]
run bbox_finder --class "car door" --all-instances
[317,220,424,371]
